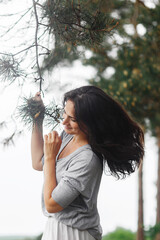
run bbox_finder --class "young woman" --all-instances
[31,85,144,240]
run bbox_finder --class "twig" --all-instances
[0,7,32,38]
[32,0,44,92]
[36,2,45,8]
[0,8,31,17]
[72,1,81,26]
[38,22,49,27]
[0,44,50,57]
[132,0,139,38]
[59,20,118,33]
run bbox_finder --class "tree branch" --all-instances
[36,2,45,9]
[0,44,50,57]
[32,0,43,92]
[0,7,32,38]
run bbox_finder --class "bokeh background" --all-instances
[0,0,159,239]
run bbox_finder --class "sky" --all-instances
[0,0,159,237]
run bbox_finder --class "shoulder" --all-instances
[76,147,95,162]
[63,146,102,186]
[70,146,102,171]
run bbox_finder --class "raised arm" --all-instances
[31,123,43,171]
[31,92,44,171]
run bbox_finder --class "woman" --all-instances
[31,85,144,240]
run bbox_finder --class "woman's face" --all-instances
[62,100,82,136]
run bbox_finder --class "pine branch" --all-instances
[0,55,26,83]
[0,7,32,38]
[0,8,32,17]
[43,0,119,47]
[32,0,44,92]
[2,130,23,146]
[0,44,50,57]
[0,121,7,129]
[17,96,62,130]
[18,97,45,128]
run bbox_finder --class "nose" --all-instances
[62,113,69,125]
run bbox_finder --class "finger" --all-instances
[58,136,62,145]
[55,132,61,143]
[47,131,57,142]
[51,131,58,139]
[34,92,42,101]
[47,132,53,141]
[35,92,41,96]
[52,130,58,135]
[44,135,48,142]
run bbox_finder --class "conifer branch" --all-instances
[36,2,45,9]
[0,55,26,83]
[32,0,44,92]
[18,97,62,130]
[0,7,32,38]
[2,130,23,146]
[0,45,50,57]
[43,0,118,47]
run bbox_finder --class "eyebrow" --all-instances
[64,109,76,120]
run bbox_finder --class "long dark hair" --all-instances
[63,85,144,179]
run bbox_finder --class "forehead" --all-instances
[65,100,75,116]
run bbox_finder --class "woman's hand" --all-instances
[33,92,44,106]
[44,131,62,161]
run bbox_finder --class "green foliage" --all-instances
[34,233,43,240]
[41,0,119,70]
[84,0,160,133]
[0,237,34,240]
[102,227,136,240]
[145,224,160,240]
[41,43,80,72]
[42,0,160,132]
[0,233,43,240]
[43,0,118,47]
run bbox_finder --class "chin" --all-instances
[64,127,73,133]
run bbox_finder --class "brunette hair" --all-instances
[63,85,144,178]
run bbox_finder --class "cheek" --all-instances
[72,122,80,130]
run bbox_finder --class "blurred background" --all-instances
[0,0,159,240]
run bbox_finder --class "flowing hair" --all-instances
[63,85,144,179]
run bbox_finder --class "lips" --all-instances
[64,125,72,130]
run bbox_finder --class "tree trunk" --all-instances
[155,128,160,240]
[136,161,144,240]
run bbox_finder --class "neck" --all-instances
[72,133,89,145]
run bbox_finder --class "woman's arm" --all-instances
[31,92,44,171]
[31,123,44,171]
[43,131,63,213]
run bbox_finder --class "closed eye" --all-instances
[71,118,76,122]
[63,109,77,122]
